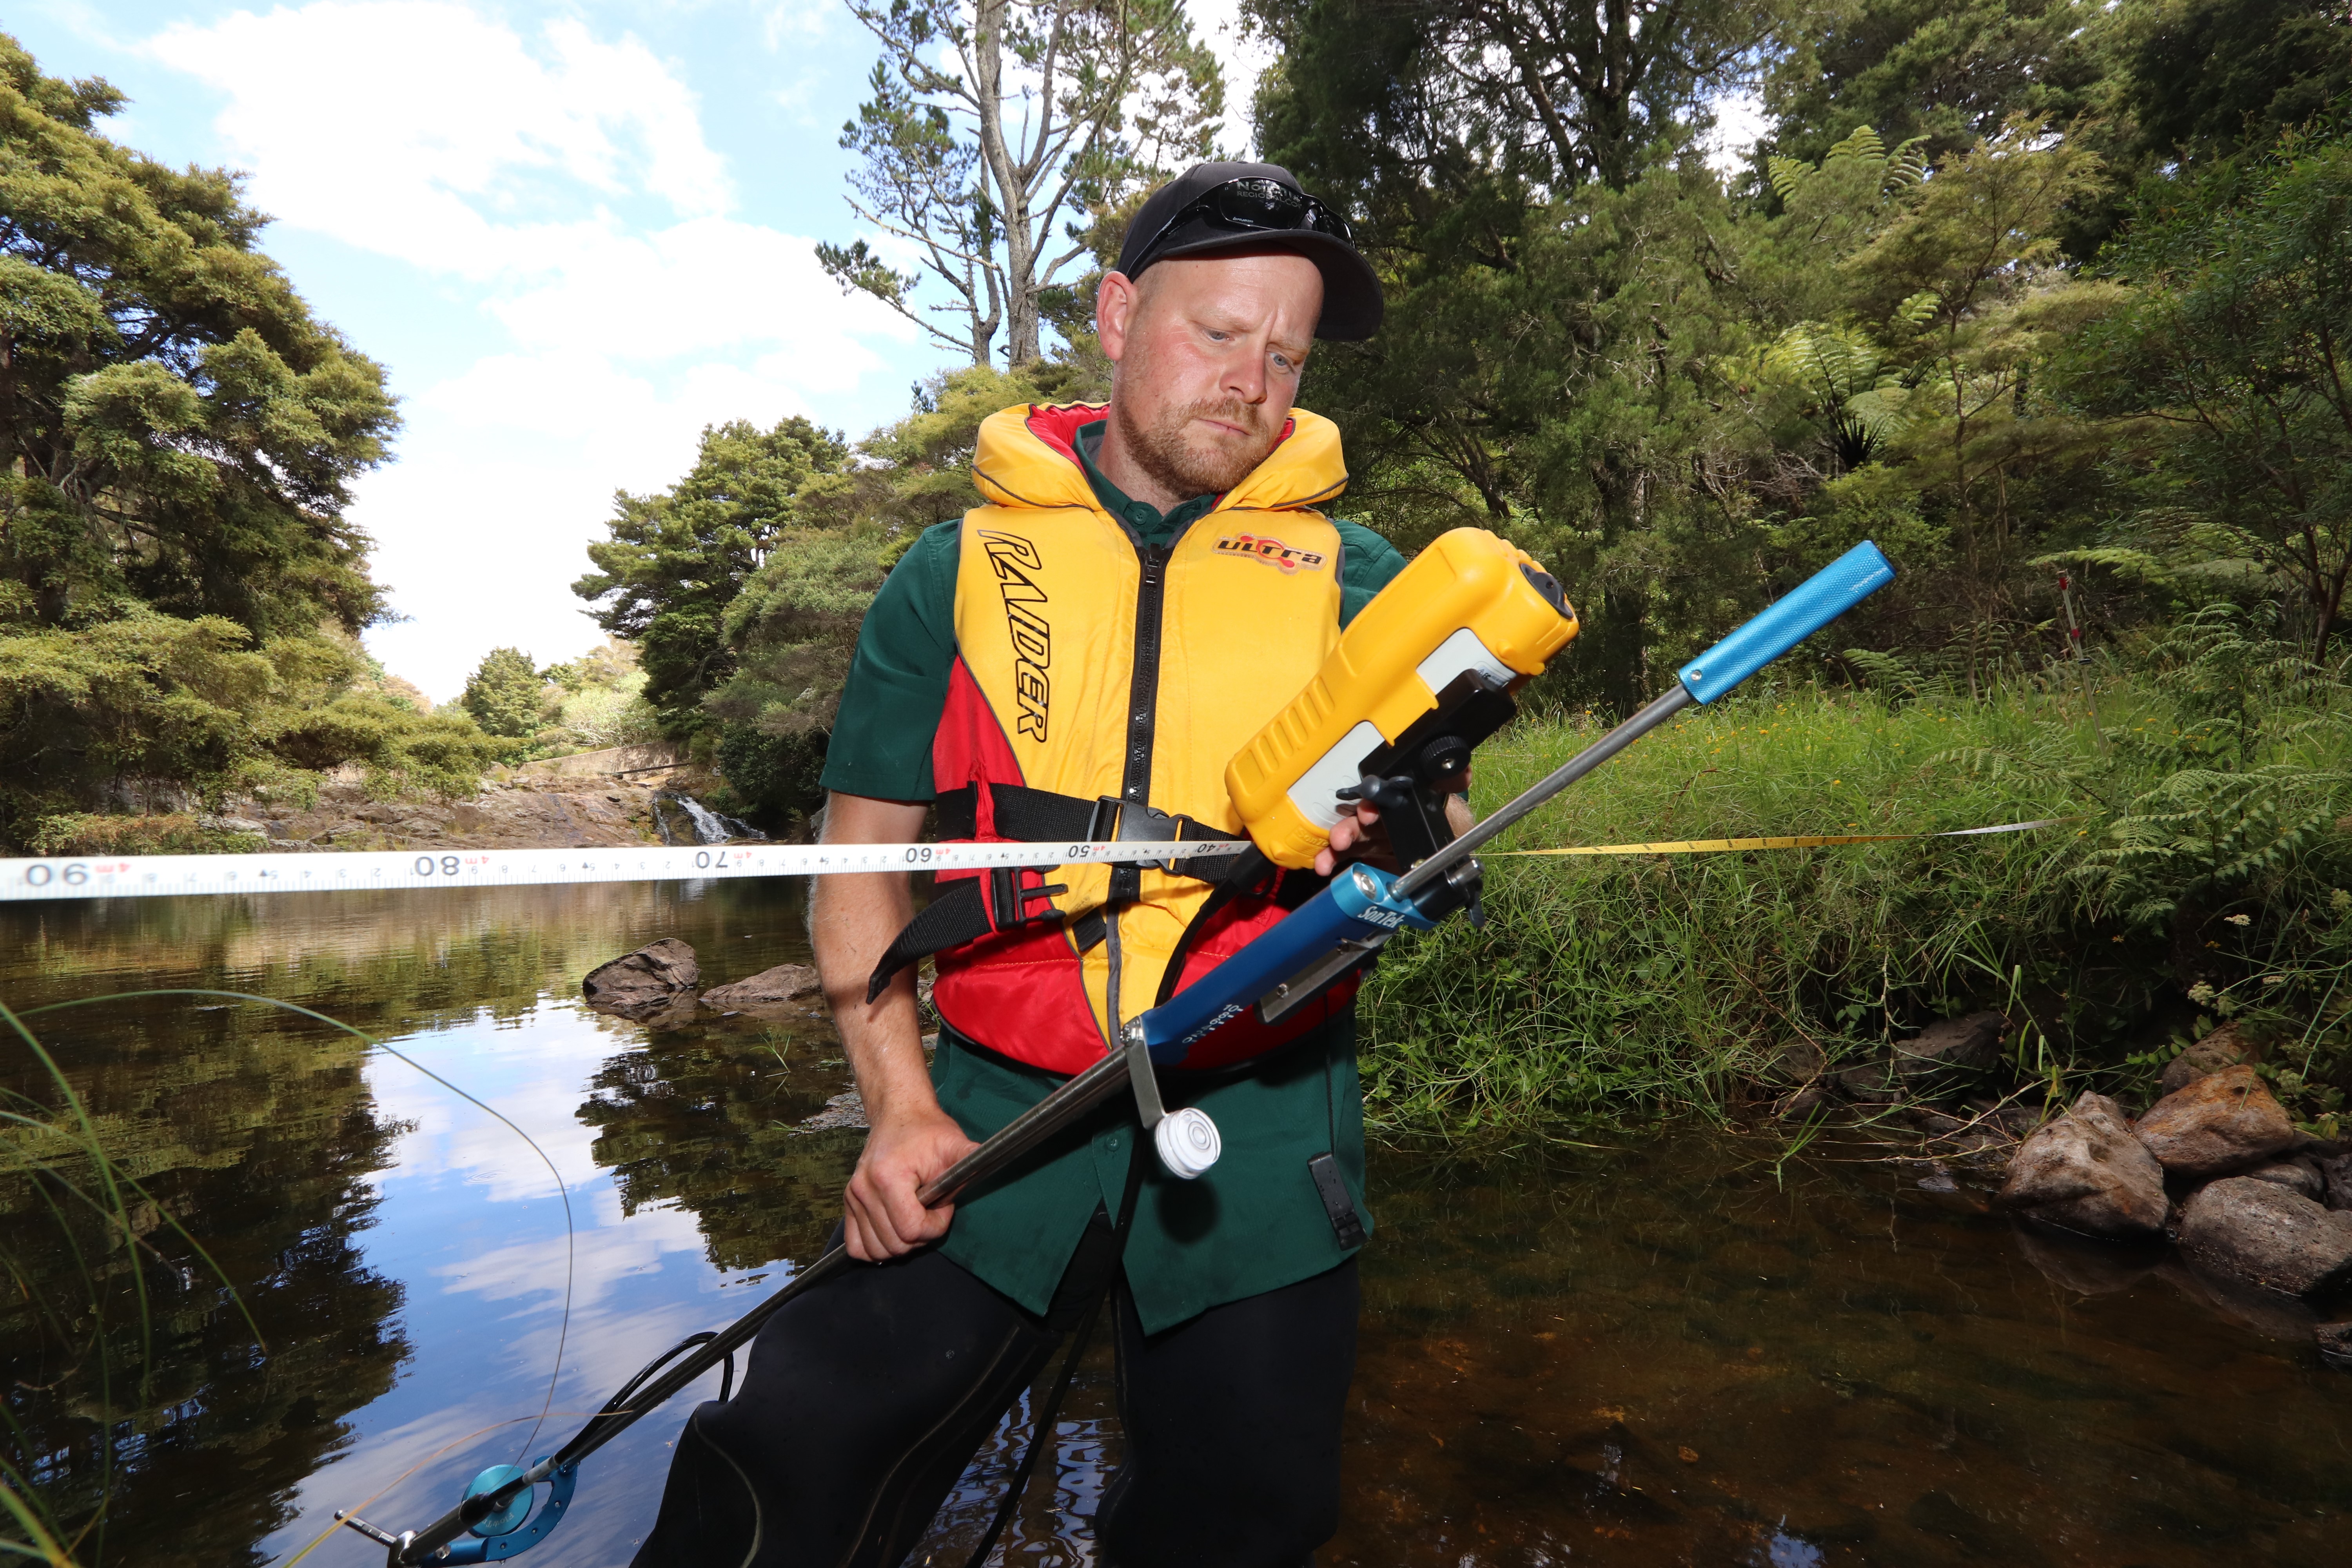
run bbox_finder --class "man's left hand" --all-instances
[1311,769,1471,877]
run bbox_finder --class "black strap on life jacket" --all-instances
[862,782,1255,1004]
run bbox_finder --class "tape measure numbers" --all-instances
[0,819,2067,904]
[0,838,1239,904]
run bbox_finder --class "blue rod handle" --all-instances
[1138,866,1420,1064]
[1676,541,1895,703]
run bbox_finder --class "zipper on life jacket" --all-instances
[1107,542,1168,911]
[1103,540,1168,1041]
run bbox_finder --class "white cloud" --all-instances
[151,2,733,265]
[1705,88,1771,178]
[145,1,917,698]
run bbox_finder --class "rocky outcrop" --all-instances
[2132,1066,2297,1178]
[1890,1011,2008,1093]
[2318,1321,2352,1369]
[701,963,824,1018]
[220,775,658,851]
[584,939,700,1018]
[1994,1091,2169,1238]
[2176,1177,2352,1298]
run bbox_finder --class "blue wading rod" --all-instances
[362,541,1894,1565]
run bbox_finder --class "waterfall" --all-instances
[652,791,766,846]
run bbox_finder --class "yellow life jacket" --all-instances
[920,401,1358,1074]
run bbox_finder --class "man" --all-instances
[635,162,1403,1568]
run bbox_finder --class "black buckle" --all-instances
[987,866,1065,929]
[1087,795,1184,844]
[1091,795,1190,874]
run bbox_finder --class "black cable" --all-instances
[603,1331,738,1418]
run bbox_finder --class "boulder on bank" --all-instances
[584,939,700,1018]
[1995,1091,2169,1238]
[2177,1177,2352,1298]
[2321,1152,2352,1213]
[2132,1065,2296,1178]
[2242,1158,2327,1203]
[701,962,824,1017]
[1891,1011,2009,1093]
[2158,1022,2258,1098]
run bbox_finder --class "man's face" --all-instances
[1098,250,1323,497]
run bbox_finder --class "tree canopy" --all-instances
[0,34,508,848]
[573,416,855,738]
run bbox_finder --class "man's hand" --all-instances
[1311,769,1473,877]
[814,791,981,1263]
[843,1104,979,1260]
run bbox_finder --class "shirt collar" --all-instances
[1075,418,1218,543]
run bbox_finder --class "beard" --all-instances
[1111,390,1286,500]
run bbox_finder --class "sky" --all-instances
[11,0,1271,699]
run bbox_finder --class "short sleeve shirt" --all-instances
[819,419,1406,1331]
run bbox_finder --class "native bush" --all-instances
[1356,628,2352,1138]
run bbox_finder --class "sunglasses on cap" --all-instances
[1130,176,1354,270]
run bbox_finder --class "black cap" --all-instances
[1116,160,1383,341]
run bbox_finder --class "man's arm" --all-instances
[813,791,980,1261]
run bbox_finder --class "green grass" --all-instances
[1357,622,2352,1140]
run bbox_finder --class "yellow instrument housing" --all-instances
[1225,527,1581,869]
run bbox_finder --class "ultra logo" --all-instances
[1215,532,1327,573]
[978,529,1051,740]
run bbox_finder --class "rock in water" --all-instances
[583,939,700,1017]
[1994,1091,2169,1238]
[2133,1065,2296,1178]
[2159,1256,2324,1342]
[701,963,824,1018]
[1891,1011,2009,1094]
[2013,1223,2163,1296]
[2177,1177,2352,1298]
[2158,1022,2257,1098]
[2318,1322,2352,1370]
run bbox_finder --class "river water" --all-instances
[2,881,2345,1566]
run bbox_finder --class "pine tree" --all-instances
[460,647,548,740]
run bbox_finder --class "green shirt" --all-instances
[819,419,1406,1332]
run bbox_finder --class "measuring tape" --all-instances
[1495,817,2069,857]
[0,818,2069,904]
[0,838,1241,904]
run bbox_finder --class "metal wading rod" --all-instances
[1394,539,1898,907]
[384,1050,1134,1564]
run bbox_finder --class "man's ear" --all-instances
[1097,270,1140,365]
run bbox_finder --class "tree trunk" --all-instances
[972,0,1040,367]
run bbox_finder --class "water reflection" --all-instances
[0,880,840,1567]
[4,883,2350,1566]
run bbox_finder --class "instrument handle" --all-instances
[1674,541,1895,704]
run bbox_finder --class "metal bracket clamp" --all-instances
[1122,1020,1219,1179]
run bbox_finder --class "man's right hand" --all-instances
[843,1105,980,1261]
[814,791,984,1264]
